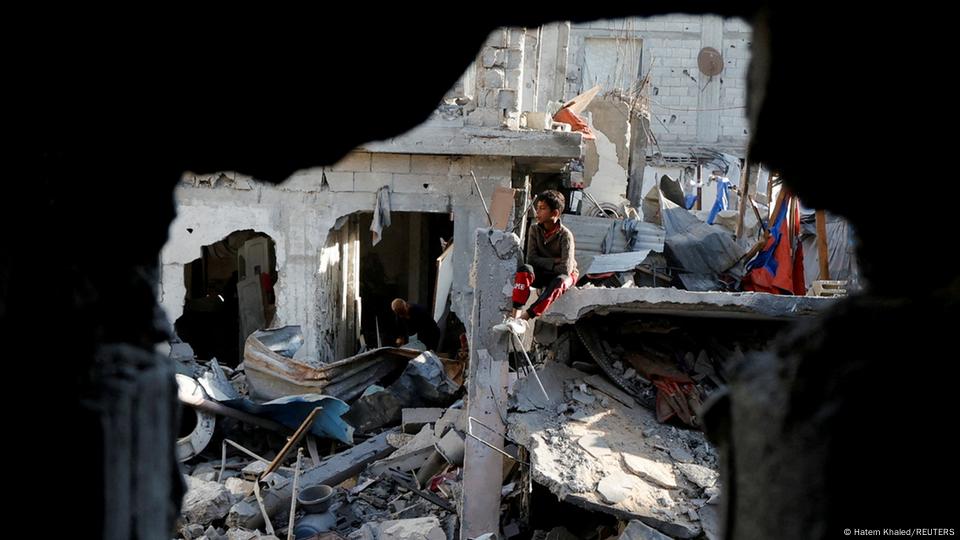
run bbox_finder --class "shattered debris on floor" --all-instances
[508,361,719,539]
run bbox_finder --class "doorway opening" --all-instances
[174,230,278,366]
[357,212,453,351]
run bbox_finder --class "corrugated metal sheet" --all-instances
[562,214,665,275]
[585,250,653,274]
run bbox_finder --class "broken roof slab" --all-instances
[358,125,582,159]
[540,287,838,324]
[508,362,719,539]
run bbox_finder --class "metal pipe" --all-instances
[470,170,493,226]
[181,394,292,434]
[287,448,304,540]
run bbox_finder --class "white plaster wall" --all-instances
[583,128,630,213]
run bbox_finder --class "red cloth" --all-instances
[743,195,805,295]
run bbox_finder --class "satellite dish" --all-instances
[697,47,724,77]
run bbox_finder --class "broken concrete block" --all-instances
[204,526,228,540]
[596,471,646,504]
[668,446,694,463]
[571,388,596,405]
[465,108,501,127]
[434,428,465,466]
[368,425,437,476]
[225,529,260,540]
[699,502,721,540]
[182,476,237,525]
[481,47,498,68]
[621,453,679,489]
[387,432,413,448]
[192,471,218,482]
[433,408,464,438]
[349,516,445,540]
[240,461,268,481]
[676,462,718,490]
[401,408,445,434]
[617,520,674,540]
[181,523,206,540]
[578,433,613,459]
[224,477,255,498]
[704,486,721,504]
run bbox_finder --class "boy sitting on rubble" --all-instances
[494,189,578,334]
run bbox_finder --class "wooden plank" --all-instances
[490,186,516,230]
[736,161,750,239]
[816,210,830,280]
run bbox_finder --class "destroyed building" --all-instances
[13,5,956,540]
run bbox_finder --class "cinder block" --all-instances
[465,107,501,127]
[393,174,447,194]
[498,89,518,110]
[483,68,505,88]
[325,171,354,192]
[489,28,509,48]
[354,172,393,192]
[481,46,498,68]
[402,408,446,434]
[410,155,451,175]
[371,153,411,173]
[479,88,500,108]
[331,152,371,172]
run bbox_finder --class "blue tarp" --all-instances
[199,360,355,444]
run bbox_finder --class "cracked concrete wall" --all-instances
[160,154,512,361]
[569,15,752,156]
[582,97,635,213]
[467,28,525,129]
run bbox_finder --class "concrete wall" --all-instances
[161,154,512,362]
[467,28,526,128]
[568,15,752,156]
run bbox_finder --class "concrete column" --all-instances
[460,228,519,538]
[522,28,540,113]
[536,22,571,111]
[697,15,724,143]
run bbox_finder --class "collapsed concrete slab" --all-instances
[540,287,838,325]
[348,516,446,540]
[508,362,721,539]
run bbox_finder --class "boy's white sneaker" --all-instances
[492,316,528,335]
